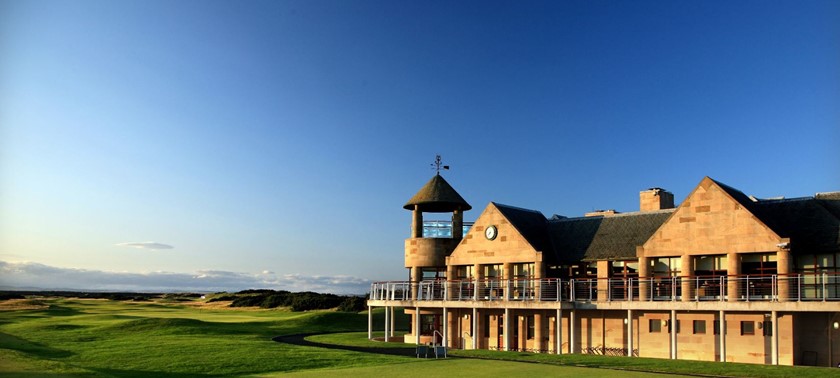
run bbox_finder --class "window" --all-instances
[651,257,682,277]
[762,320,772,337]
[693,320,706,334]
[741,253,777,276]
[713,320,724,335]
[455,265,474,280]
[484,315,491,336]
[649,319,662,333]
[740,321,755,336]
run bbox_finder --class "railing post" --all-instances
[720,276,725,302]
[607,278,611,302]
[823,273,827,302]
[746,276,750,302]
[797,274,801,301]
[772,275,777,301]
[570,279,576,302]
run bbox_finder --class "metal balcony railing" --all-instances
[369,273,840,303]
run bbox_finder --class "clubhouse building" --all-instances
[367,174,840,366]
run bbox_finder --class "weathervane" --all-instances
[431,154,449,174]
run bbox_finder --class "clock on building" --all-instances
[485,225,498,240]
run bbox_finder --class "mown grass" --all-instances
[312,332,840,378]
[0,299,409,377]
[2,299,838,378]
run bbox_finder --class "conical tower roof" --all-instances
[403,174,472,212]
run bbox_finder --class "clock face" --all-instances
[485,225,498,240]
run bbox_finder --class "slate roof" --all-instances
[493,203,550,253]
[751,198,840,253]
[485,178,839,265]
[712,178,840,254]
[404,174,472,212]
[545,210,674,263]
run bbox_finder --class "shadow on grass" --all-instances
[89,368,220,377]
[0,331,74,358]
[273,333,418,357]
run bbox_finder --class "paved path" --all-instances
[272,333,419,357]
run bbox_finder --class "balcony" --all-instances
[413,221,473,238]
[369,273,840,303]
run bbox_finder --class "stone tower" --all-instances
[403,173,471,298]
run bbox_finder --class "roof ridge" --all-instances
[551,209,676,223]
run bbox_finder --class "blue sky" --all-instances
[1,1,838,293]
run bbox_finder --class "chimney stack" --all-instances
[640,188,675,211]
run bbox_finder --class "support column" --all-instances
[771,310,778,365]
[415,306,421,345]
[443,307,448,348]
[447,309,455,348]
[452,209,463,239]
[548,313,556,354]
[446,264,456,301]
[719,310,726,362]
[474,263,483,300]
[368,306,372,340]
[411,266,421,301]
[535,260,544,300]
[391,307,396,337]
[681,256,693,302]
[472,308,478,349]
[411,206,423,238]
[597,260,610,302]
[384,306,390,342]
[570,310,576,354]
[670,310,676,359]
[627,309,633,357]
[518,314,526,352]
[639,256,650,301]
[557,308,563,354]
[727,253,740,302]
[777,246,792,301]
[504,308,510,351]
[535,311,544,353]
[503,263,512,300]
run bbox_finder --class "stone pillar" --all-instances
[446,264,456,300]
[727,253,740,302]
[535,260,545,300]
[597,260,610,302]
[474,263,483,300]
[447,310,456,348]
[777,247,792,301]
[411,205,423,238]
[535,311,544,352]
[411,266,421,300]
[503,263,512,300]
[518,314,526,351]
[368,306,373,340]
[681,256,693,302]
[415,306,421,345]
[452,209,463,239]
[548,313,556,353]
[639,256,650,301]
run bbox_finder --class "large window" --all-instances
[651,257,681,277]
[795,253,840,299]
[741,253,777,276]
[455,265,474,280]
[694,255,728,300]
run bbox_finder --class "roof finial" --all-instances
[431,154,450,175]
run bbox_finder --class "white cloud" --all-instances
[0,261,372,295]
[114,242,174,250]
